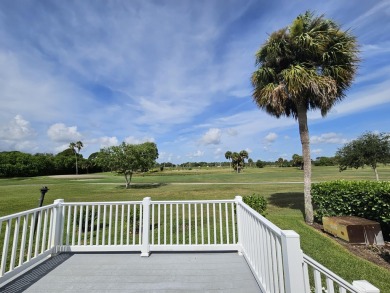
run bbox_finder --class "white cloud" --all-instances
[188,150,204,158]
[226,128,238,136]
[0,115,35,140]
[124,136,155,144]
[265,132,278,143]
[201,128,222,145]
[214,148,223,155]
[311,133,348,144]
[47,123,82,142]
[99,137,119,148]
[312,149,322,155]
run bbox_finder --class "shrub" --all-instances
[312,180,390,239]
[243,194,267,216]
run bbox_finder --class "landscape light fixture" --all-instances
[38,186,49,208]
[34,186,49,235]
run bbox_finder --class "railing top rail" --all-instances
[303,254,360,293]
[151,199,235,204]
[0,203,57,222]
[237,200,282,236]
[62,201,143,206]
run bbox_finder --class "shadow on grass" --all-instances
[115,183,167,190]
[268,192,305,215]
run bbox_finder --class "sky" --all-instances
[0,0,389,164]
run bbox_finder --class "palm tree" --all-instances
[239,150,249,168]
[225,151,232,170]
[69,141,83,175]
[251,11,359,224]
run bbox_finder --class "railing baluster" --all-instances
[19,215,28,266]
[102,205,106,245]
[10,217,20,270]
[158,204,161,245]
[114,205,118,245]
[126,204,130,245]
[326,277,335,293]
[201,204,204,245]
[213,203,216,244]
[120,204,124,245]
[96,205,101,245]
[78,205,83,246]
[182,203,185,244]
[41,210,48,252]
[314,268,322,293]
[164,204,167,245]
[225,203,229,244]
[195,204,198,245]
[72,206,77,246]
[207,203,210,245]
[170,204,173,245]
[108,205,112,245]
[84,205,89,246]
[219,203,223,244]
[27,213,35,261]
[176,204,179,245]
[188,203,192,244]
[138,204,143,245]
[66,206,71,246]
[1,219,11,276]
[34,212,42,257]
[151,203,155,245]
[91,205,95,246]
[132,205,136,245]
[231,203,236,244]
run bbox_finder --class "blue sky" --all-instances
[0,0,389,164]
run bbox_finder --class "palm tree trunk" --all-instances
[297,104,314,224]
[75,154,78,175]
[374,167,379,181]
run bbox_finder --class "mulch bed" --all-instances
[311,222,390,271]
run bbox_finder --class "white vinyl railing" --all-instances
[303,254,379,293]
[0,197,380,293]
[149,199,238,251]
[59,201,144,252]
[0,200,62,284]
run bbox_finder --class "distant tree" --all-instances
[97,142,158,188]
[256,160,265,168]
[231,150,249,173]
[69,141,83,175]
[251,11,359,224]
[292,154,304,169]
[248,158,254,167]
[336,132,390,181]
[276,158,284,167]
[314,156,336,166]
[225,151,232,170]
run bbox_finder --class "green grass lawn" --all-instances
[1,165,389,291]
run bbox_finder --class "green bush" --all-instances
[312,180,390,239]
[243,194,267,216]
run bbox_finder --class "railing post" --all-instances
[234,195,243,255]
[353,280,380,293]
[52,199,64,254]
[281,230,305,293]
[141,197,151,257]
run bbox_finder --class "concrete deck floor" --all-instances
[1,252,261,293]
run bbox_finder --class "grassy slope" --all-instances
[0,165,389,291]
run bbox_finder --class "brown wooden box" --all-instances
[322,216,384,245]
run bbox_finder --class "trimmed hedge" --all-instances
[243,193,267,216]
[312,180,390,239]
